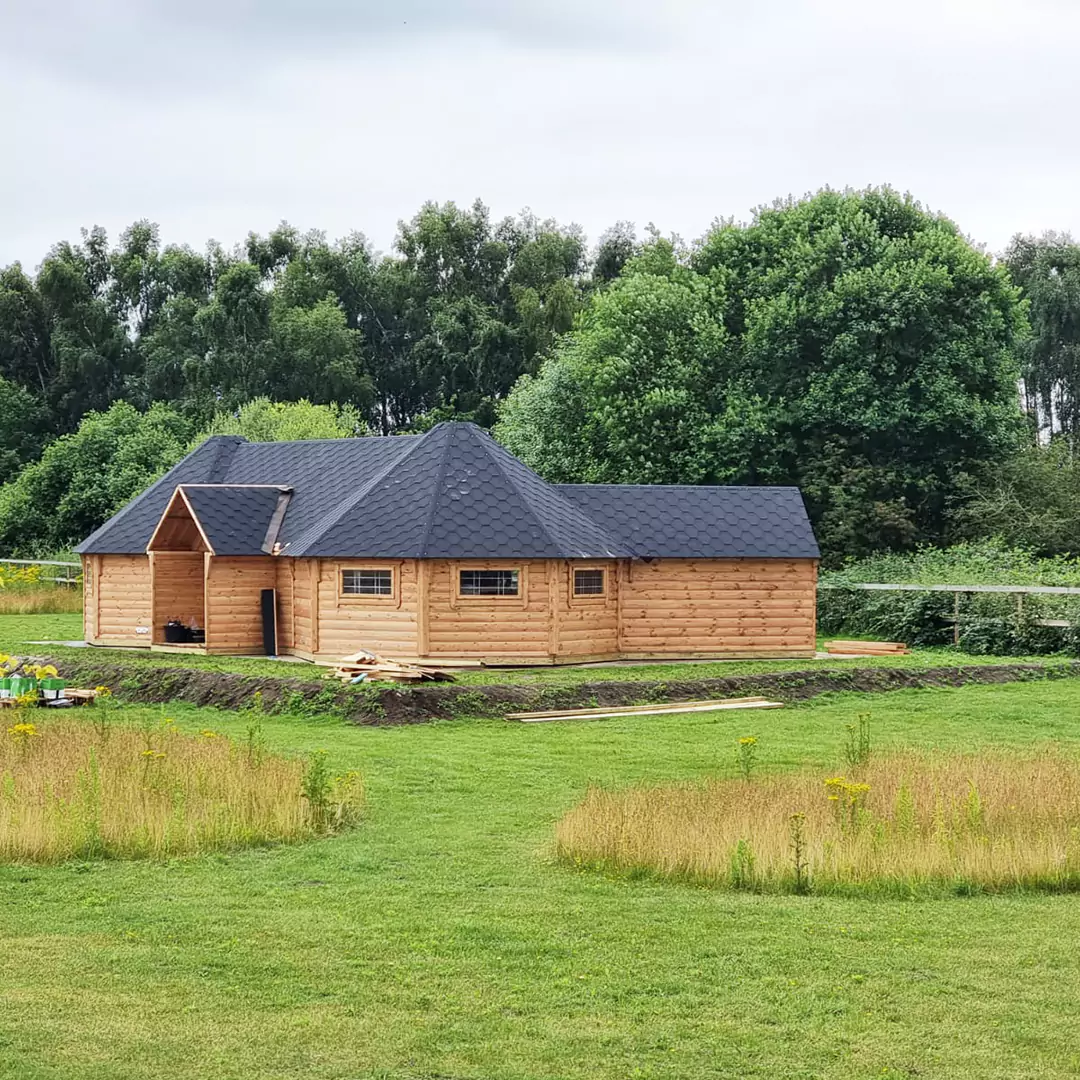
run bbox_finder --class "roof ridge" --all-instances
[475,429,627,554]
[237,433,423,447]
[474,428,561,548]
[285,431,432,555]
[417,425,457,559]
[556,482,801,491]
[204,435,244,483]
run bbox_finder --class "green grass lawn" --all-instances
[0,614,1071,690]
[3,680,1080,1078]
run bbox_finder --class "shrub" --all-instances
[0,712,364,863]
[819,540,1080,656]
[554,748,1080,896]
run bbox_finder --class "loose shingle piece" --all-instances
[77,423,819,560]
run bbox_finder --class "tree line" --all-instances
[2,187,1080,561]
[0,200,633,453]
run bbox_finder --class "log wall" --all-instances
[425,559,554,659]
[552,560,619,660]
[84,553,818,661]
[275,559,295,653]
[84,554,153,646]
[616,558,817,658]
[312,558,419,658]
[204,556,276,654]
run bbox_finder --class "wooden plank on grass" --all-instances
[507,700,783,723]
[506,696,769,720]
[824,640,909,655]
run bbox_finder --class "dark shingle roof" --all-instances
[180,485,290,556]
[296,422,630,558]
[77,423,819,560]
[77,434,419,555]
[557,484,820,559]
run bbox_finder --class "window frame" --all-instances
[572,566,607,600]
[338,566,397,602]
[456,567,522,599]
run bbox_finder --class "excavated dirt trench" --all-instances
[16,655,1080,725]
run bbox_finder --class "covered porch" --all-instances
[146,484,291,655]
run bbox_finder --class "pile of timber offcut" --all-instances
[824,640,911,656]
[328,650,457,684]
[506,696,784,723]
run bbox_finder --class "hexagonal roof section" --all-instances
[77,423,819,560]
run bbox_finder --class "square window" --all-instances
[341,568,393,596]
[574,569,605,596]
[459,569,519,596]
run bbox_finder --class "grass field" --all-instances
[0,614,1072,690]
[3,678,1080,1078]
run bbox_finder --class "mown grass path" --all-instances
[2,680,1080,1078]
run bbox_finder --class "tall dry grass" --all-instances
[0,562,82,614]
[555,749,1080,895]
[0,711,364,863]
[0,587,82,615]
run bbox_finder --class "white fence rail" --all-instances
[0,557,81,587]
[819,581,1080,642]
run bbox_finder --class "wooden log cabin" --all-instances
[77,422,820,664]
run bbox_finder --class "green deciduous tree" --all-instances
[1004,232,1080,445]
[0,376,52,479]
[194,397,365,444]
[951,441,1080,556]
[0,402,194,556]
[499,188,1027,558]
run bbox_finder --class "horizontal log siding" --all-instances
[150,553,205,644]
[205,556,276,654]
[554,560,619,659]
[90,554,152,646]
[426,559,553,658]
[314,559,419,658]
[292,559,313,651]
[275,559,295,652]
[617,558,817,656]
[82,555,95,640]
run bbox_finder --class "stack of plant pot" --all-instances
[0,663,67,704]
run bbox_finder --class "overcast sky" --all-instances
[2,0,1078,269]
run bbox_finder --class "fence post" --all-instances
[953,591,960,646]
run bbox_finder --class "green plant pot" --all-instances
[0,677,11,700]
[39,678,66,700]
[8,677,38,699]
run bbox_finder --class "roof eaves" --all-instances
[75,435,246,555]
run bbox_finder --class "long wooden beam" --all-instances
[506,699,783,722]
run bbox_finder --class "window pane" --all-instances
[460,569,519,596]
[341,569,393,596]
[574,569,605,596]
